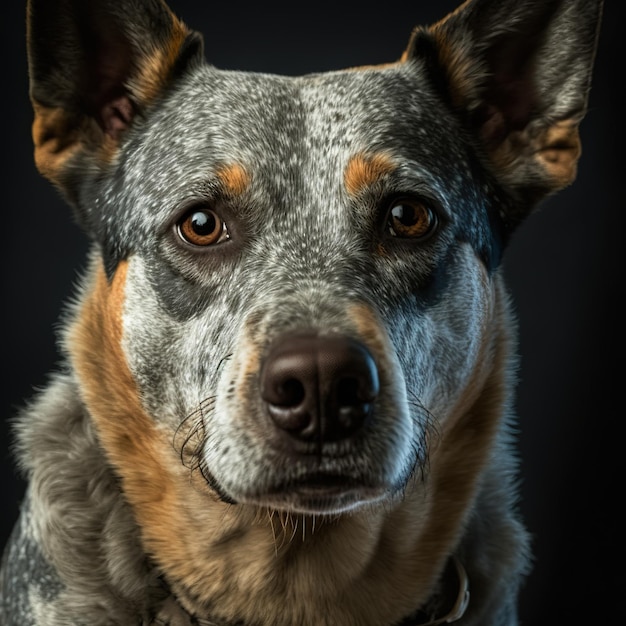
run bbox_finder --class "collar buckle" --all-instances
[414,557,470,626]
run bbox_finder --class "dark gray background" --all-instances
[1,1,624,623]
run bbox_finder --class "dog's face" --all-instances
[101,65,498,514]
[28,0,600,524]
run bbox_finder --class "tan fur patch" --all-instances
[131,15,191,104]
[400,1,478,108]
[535,120,582,188]
[31,101,124,187]
[31,14,191,188]
[344,151,396,197]
[216,162,252,196]
[345,61,401,72]
[347,303,398,376]
[339,291,508,619]
[68,261,278,612]
[31,104,84,187]
[487,119,582,194]
[427,28,478,109]
[412,282,509,557]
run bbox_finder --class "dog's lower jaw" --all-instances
[252,482,395,516]
[202,450,416,517]
[205,461,414,516]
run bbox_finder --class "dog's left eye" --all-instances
[386,198,438,240]
[177,207,229,247]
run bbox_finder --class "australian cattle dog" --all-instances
[0,0,603,624]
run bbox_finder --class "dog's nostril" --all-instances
[276,378,306,407]
[260,333,379,443]
[336,377,361,406]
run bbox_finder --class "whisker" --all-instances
[266,510,287,552]
[267,510,278,557]
[289,516,299,544]
[177,412,208,468]
[279,511,290,534]
[405,390,440,486]
[173,352,232,484]
[216,353,233,373]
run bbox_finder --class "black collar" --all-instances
[152,557,469,626]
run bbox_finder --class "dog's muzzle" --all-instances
[260,332,380,444]
[206,324,411,515]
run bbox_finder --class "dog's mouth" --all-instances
[262,473,389,515]
[205,466,394,516]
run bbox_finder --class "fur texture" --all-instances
[1,0,602,624]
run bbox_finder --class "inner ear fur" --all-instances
[27,0,203,196]
[404,0,603,220]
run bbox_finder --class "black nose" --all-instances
[260,333,380,442]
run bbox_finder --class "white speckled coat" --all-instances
[0,0,602,624]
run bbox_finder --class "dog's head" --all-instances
[27,0,600,538]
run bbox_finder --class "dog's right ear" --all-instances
[403,0,602,230]
[27,0,203,202]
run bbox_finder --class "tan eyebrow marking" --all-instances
[215,162,251,196]
[344,152,396,196]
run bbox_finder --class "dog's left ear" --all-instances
[27,0,204,202]
[405,0,603,226]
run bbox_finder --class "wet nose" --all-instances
[260,333,380,442]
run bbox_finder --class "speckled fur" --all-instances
[1,0,602,625]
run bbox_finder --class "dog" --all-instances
[0,0,603,624]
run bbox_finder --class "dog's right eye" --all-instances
[177,207,229,247]
[385,197,438,240]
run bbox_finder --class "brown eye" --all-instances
[387,199,438,239]
[177,207,229,246]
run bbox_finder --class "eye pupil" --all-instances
[190,211,216,236]
[388,199,436,239]
[391,204,418,226]
[177,206,228,246]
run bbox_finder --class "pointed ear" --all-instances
[27,0,203,200]
[404,0,602,225]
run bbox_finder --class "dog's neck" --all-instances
[399,557,470,625]
[155,556,469,626]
